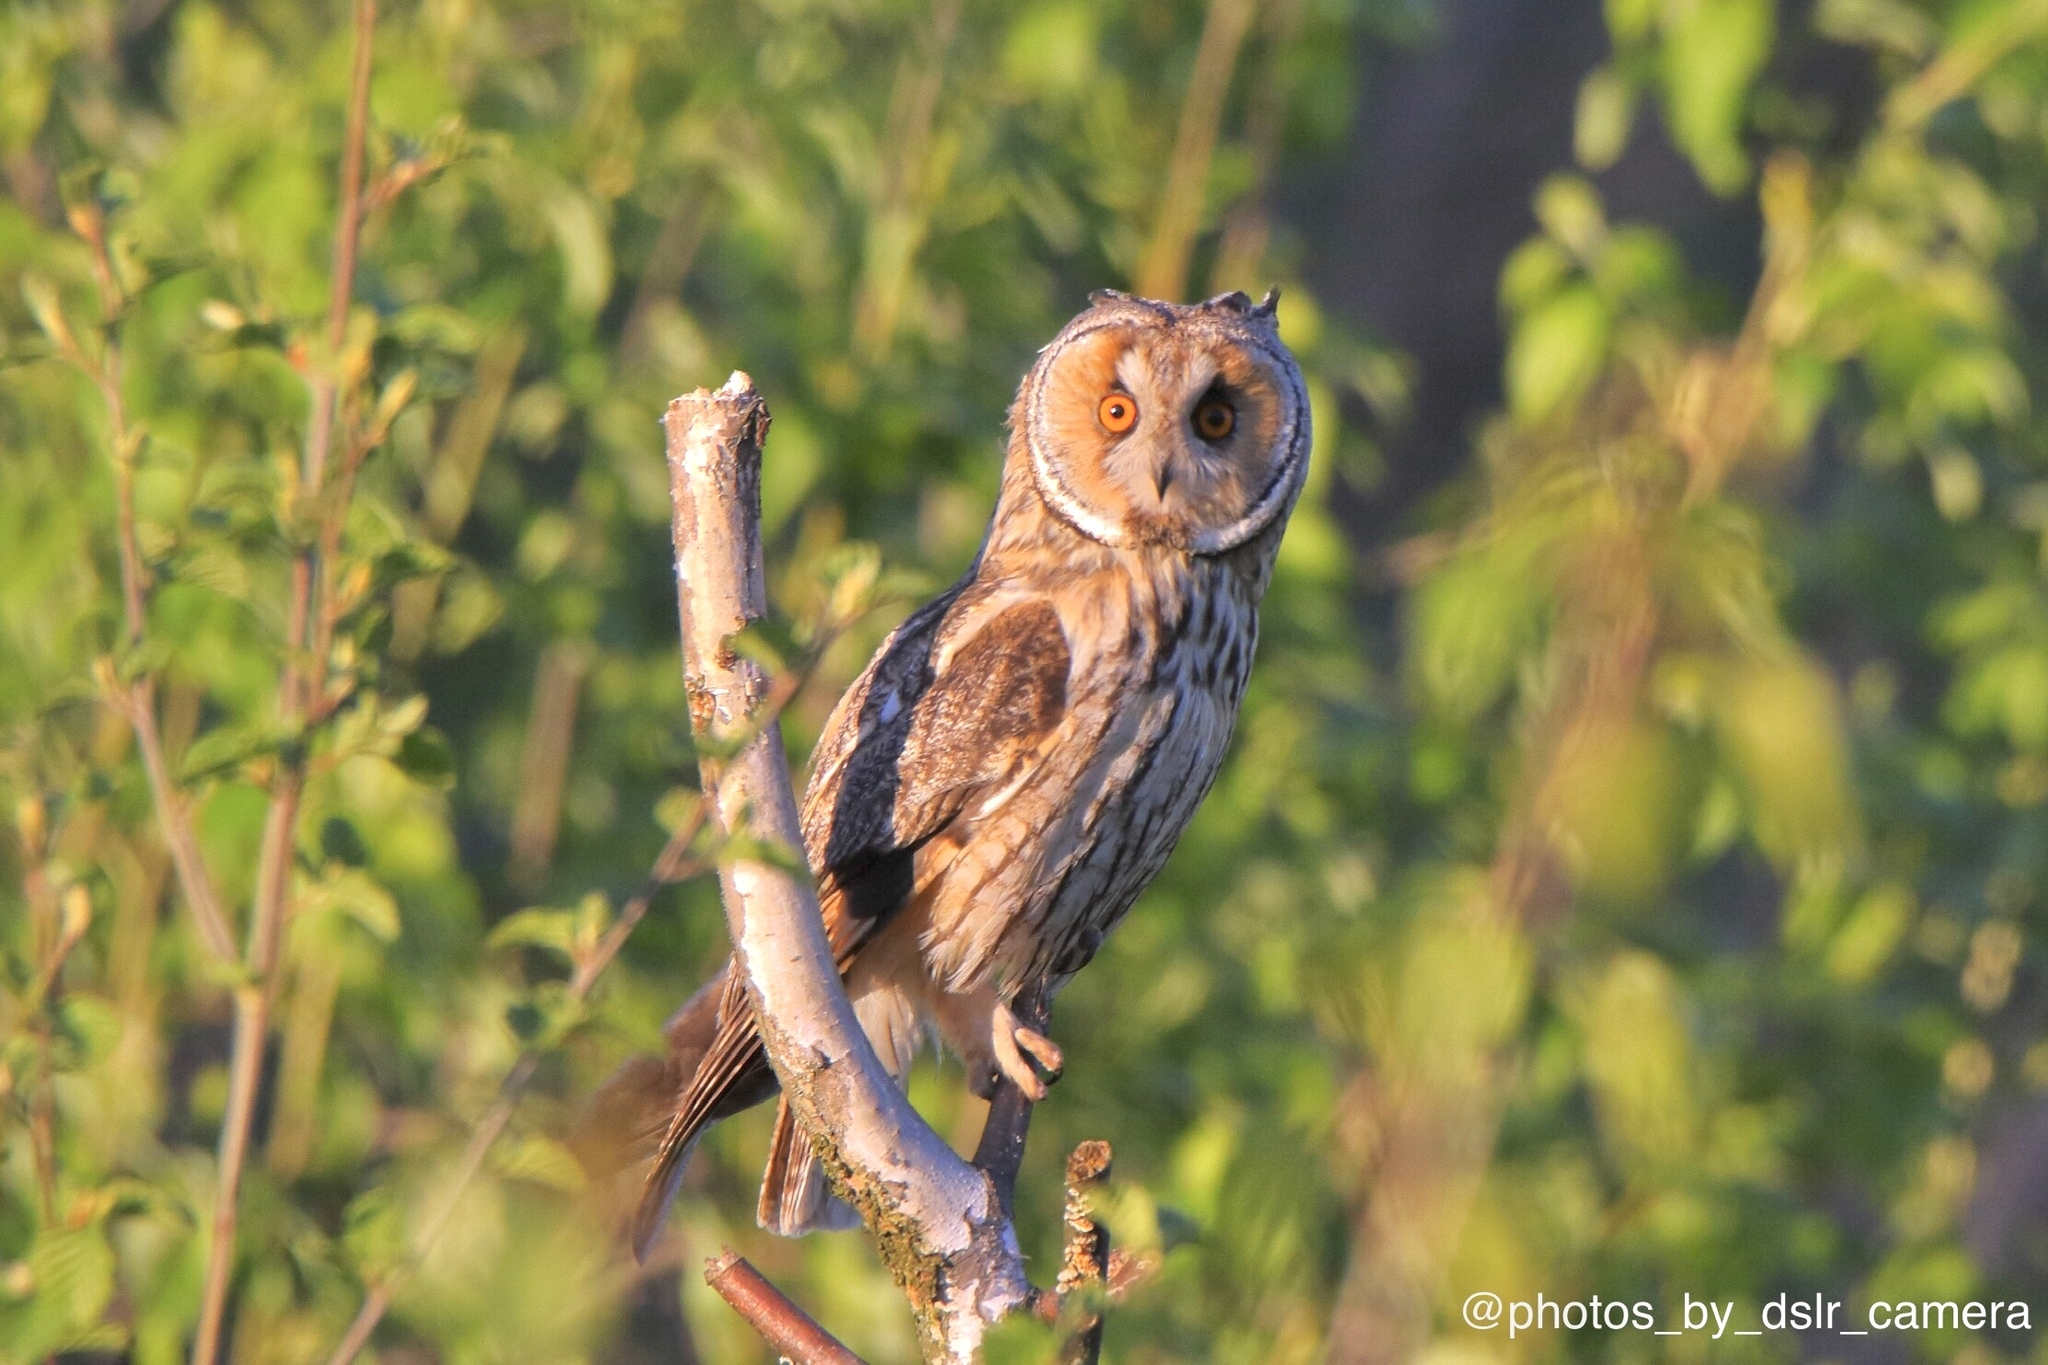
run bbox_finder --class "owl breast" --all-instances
[913,551,1261,994]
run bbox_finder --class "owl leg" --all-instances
[928,983,1060,1101]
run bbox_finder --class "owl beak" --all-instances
[1151,454,1176,500]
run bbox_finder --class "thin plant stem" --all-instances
[99,671,238,962]
[64,199,149,647]
[18,835,62,1227]
[300,0,377,500]
[190,7,378,1362]
[1134,0,1254,301]
[52,341,237,967]
[1210,0,1302,295]
[56,204,240,964]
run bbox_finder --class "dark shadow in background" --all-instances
[1286,0,1771,542]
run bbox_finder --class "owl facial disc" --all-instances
[1021,290,1312,554]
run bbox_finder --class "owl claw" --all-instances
[1015,1027,1063,1083]
[992,1010,1063,1101]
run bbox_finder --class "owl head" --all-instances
[1013,289,1311,555]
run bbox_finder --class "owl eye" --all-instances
[1193,395,1236,442]
[1098,392,1138,434]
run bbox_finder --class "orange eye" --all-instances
[1194,395,1236,441]
[1098,392,1138,434]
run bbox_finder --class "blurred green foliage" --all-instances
[2,1,2047,1363]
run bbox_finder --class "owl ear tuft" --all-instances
[1202,290,1255,313]
[1253,288,1280,319]
[1089,288,1134,308]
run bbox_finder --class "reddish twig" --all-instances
[191,7,377,1363]
[51,208,238,965]
[299,0,376,501]
[94,669,238,962]
[704,1250,867,1365]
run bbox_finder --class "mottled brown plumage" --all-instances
[632,289,1311,1252]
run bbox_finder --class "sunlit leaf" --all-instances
[1506,283,1611,421]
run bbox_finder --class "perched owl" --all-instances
[632,288,1310,1252]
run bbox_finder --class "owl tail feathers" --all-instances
[757,1097,862,1236]
[626,966,779,1261]
[629,1127,697,1260]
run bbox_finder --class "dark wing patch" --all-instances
[803,596,1070,951]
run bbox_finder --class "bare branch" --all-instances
[663,373,1029,1362]
[704,1251,867,1365]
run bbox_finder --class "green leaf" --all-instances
[1945,646,2029,744]
[540,187,613,316]
[1826,883,1915,984]
[321,815,369,867]
[1410,547,1547,721]
[653,786,703,835]
[1506,282,1611,421]
[178,724,273,783]
[1658,0,1774,193]
[10,1227,120,1361]
[1815,0,1936,57]
[381,694,430,738]
[1927,447,1983,522]
[1499,238,1574,316]
[487,907,579,961]
[1716,658,1861,867]
[395,727,456,786]
[573,891,610,960]
[340,1187,406,1281]
[492,1134,589,1193]
[505,1000,548,1042]
[1572,953,1699,1165]
[1533,174,1608,260]
[1606,0,1658,44]
[20,274,74,355]
[724,622,789,674]
[303,866,402,942]
[1575,66,1637,170]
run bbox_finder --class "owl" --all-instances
[633,288,1311,1252]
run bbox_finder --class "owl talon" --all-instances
[1014,1027,1063,1084]
[991,1010,1063,1101]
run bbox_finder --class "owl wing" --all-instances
[632,587,1069,1255]
[802,588,1072,959]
